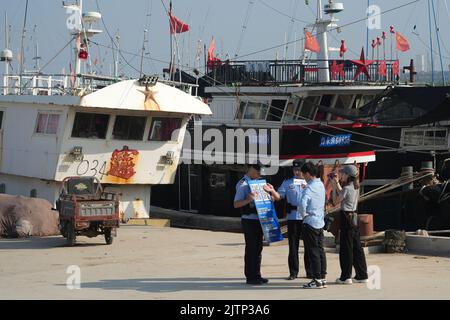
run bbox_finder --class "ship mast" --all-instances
[74,0,83,82]
[1,11,13,95]
[19,0,29,93]
[312,0,344,83]
[65,0,102,88]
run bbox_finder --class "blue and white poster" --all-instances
[320,134,352,147]
[248,179,283,243]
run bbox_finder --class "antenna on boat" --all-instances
[429,0,446,85]
[32,24,41,72]
[114,30,120,78]
[311,0,344,82]
[139,29,149,77]
[19,0,29,93]
[1,11,13,95]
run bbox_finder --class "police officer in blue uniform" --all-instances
[234,162,274,285]
[277,159,312,280]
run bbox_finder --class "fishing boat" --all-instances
[152,0,450,230]
[0,1,211,220]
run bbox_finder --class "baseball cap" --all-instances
[248,160,265,171]
[292,159,305,168]
[339,165,359,178]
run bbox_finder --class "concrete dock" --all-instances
[1,225,450,300]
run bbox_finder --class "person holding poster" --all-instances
[299,162,328,289]
[234,162,271,285]
[276,159,312,280]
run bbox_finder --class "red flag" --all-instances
[207,36,216,61]
[382,31,387,40]
[207,36,221,69]
[331,60,344,80]
[339,40,347,58]
[305,31,320,53]
[393,60,400,77]
[390,26,395,34]
[377,37,382,46]
[378,60,387,77]
[169,13,189,34]
[396,32,410,52]
[371,39,377,49]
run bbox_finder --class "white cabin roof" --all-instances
[81,79,212,115]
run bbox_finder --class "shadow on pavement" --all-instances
[0,237,107,249]
[78,277,304,293]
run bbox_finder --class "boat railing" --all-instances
[1,73,200,97]
[206,59,399,86]
[1,73,120,96]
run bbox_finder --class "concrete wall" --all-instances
[406,234,450,257]
[0,173,60,205]
[104,184,151,219]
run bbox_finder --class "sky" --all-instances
[1,0,450,78]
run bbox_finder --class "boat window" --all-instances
[331,94,354,120]
[71,112,110,139]
[243,101,269,120]
[334,95,353,110]
[283,97,301,122]
[298,96,320,120]
[112,115,147,140]
[235,101,246,119]
[266,99,287,122]
[149,117,182,141]
[353,94,376,109]
[0,111,3,129]
[314,95,334,121]
[35,112,60,135]
[402,128,448,149]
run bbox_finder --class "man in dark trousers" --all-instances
[299,162,328,289]
[234,162,274,285]
[276,159,312,280]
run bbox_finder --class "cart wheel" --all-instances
[104,228,113,245]
[66,222,76,247]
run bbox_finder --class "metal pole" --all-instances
[19,0,29,93]
[366,0,370,59]
[431,0,447,85]
[74,0,83,88]
[428,0,435,84]
[4,11,9,95]
[115,32,120,78]
[139,29,148,77]
[169,1,173,81]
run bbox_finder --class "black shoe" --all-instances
[258,277,269,284]
[303,279,324,289]
[286,275,297,280]
[246,278,264,285]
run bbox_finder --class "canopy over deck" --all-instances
[81,80,212,115]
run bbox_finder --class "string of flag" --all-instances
[302,26,410,81]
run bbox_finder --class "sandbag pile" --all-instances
[0,194,60,238]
